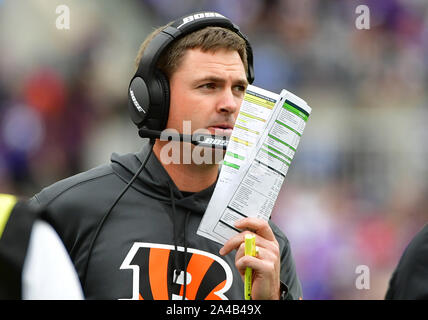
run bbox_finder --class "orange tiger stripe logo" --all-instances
[120,242,233,300]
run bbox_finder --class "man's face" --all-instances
[166,48,248,137]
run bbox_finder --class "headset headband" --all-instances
[135,12,254,83]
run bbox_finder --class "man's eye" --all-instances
[200,83,216,89]
[233,85,247,95]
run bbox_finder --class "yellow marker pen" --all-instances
[244,233,256,300]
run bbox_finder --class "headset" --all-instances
[127,11,255,146]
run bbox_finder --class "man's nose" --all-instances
[217,89,239,114]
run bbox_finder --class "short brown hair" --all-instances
[135,25,248,79]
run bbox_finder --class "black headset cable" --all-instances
[82,138,156,291]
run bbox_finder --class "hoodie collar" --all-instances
[110,141,218,216]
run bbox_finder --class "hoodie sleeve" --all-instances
[270,221,303,300]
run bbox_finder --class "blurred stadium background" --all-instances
[0,0,427,299]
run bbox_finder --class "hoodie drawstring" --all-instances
[183,210,190,300]
[168,182,190,300]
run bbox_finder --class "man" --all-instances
[385,224,428,299]
[0,194,83,299]
[30,12,302,300]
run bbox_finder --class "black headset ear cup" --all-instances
[155,71,170,131]
[128,76,150,128]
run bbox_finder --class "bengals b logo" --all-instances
[119,242,233,300]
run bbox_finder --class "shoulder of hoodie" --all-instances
[30,162,119,209]
[268,219,302,298]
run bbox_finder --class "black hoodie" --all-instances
[30,141,302,300]
[385,224,428,299]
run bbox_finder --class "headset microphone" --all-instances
[138,128,229,150]
[129,11,254,150]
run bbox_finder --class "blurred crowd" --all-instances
[0,0,427,299]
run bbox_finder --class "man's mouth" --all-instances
[207,124,234,137]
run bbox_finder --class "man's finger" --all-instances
[234,217,277,242]
[219,230,276,256]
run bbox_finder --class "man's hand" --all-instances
[219,217,281,300]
